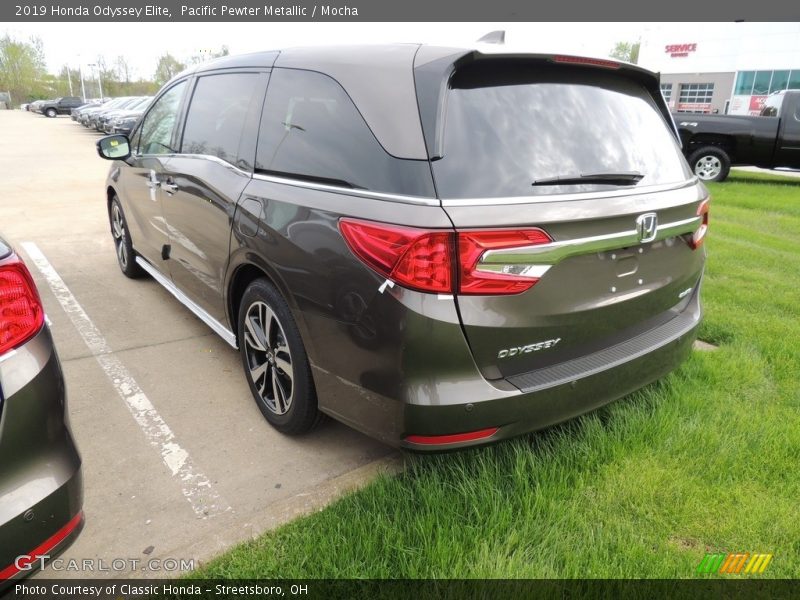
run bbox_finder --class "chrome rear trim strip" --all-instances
[135,257,238,349]
[480,216,701,267]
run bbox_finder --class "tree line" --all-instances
[0,33,228,105]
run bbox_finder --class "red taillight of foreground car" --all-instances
[405,427,500,446]
[0,512,84,580]
[0,255,45,355]
[339,219,553,296]
[458,229,552,295]
[690,198,710,249]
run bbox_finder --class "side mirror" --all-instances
[96,135,131,160]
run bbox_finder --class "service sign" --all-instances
[665,43,697,57]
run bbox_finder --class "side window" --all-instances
[181,73,261,168]
[138,81,187,156]
[255,68,434,197]
[760,94,783,118]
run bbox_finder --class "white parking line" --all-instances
[21,242,231,519]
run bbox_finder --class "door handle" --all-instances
[162,178,179,195]
[145,169,160,189]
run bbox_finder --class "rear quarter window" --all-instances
[433,62,692,199]
[255,68,434,197]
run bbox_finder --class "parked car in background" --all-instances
[37,97,86,118]
[675,89,800,181]
[86,97,141,130]
[110,111,144,136]
[97,97,152,133]
[71,100,102,121]
[0,236,83,584]
[28,100,46,114]
[96,45,708,451]
[105,97,152,135]
[78,98,129,127]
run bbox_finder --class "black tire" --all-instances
[688,146,731,183]
[109,195,145,279]
[45,107,57,118]
[238,278,322,435]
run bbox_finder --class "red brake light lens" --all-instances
[691,198,710,249]
[458,229,552,295]
[405,427,499,446]
[551,55,621,69]
[0,255,45,355]
[339,220,553,296]
[338,219,453,293]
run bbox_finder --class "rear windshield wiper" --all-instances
[532,171,645,187]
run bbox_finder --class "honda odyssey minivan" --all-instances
[96,45,708,450]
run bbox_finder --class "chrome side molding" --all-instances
[135,257,238,349]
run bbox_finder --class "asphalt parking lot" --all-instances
[1,110,397,578]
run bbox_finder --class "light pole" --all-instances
[79,63,86,101]
[87,63,103,100]
[66,64,74,96]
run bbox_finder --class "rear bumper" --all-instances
[0,326,83,582]
[311,282,701,451]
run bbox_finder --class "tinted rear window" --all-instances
[433,62,692,199]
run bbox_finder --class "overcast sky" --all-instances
[3,22,666,79]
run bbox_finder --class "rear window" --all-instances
[433,62,692,199]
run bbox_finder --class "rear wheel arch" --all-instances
[228,263,271,335]
[687,134,736,162]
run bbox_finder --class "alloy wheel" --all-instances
[694,156,722,180]
[111,203,129,269]
[243,300,294,415]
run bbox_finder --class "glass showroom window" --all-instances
[753,71,772,95]
[735,71,755,95]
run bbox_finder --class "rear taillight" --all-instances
[690,198,710,249]
[0,255,45,355]
[338,219,453,293]
[458,229,552,295]
[338,219,552,296]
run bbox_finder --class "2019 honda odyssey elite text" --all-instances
[96,45,708,451]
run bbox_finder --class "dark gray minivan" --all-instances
[97,45,709,450]
[0,237,83,583]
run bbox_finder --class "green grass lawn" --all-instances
[195,171,800,579]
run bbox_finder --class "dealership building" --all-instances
[636,23,800,115]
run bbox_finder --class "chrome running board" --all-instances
[135,256,238,349]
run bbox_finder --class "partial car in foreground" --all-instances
[0,237,83,584]
[96,45,708,451]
